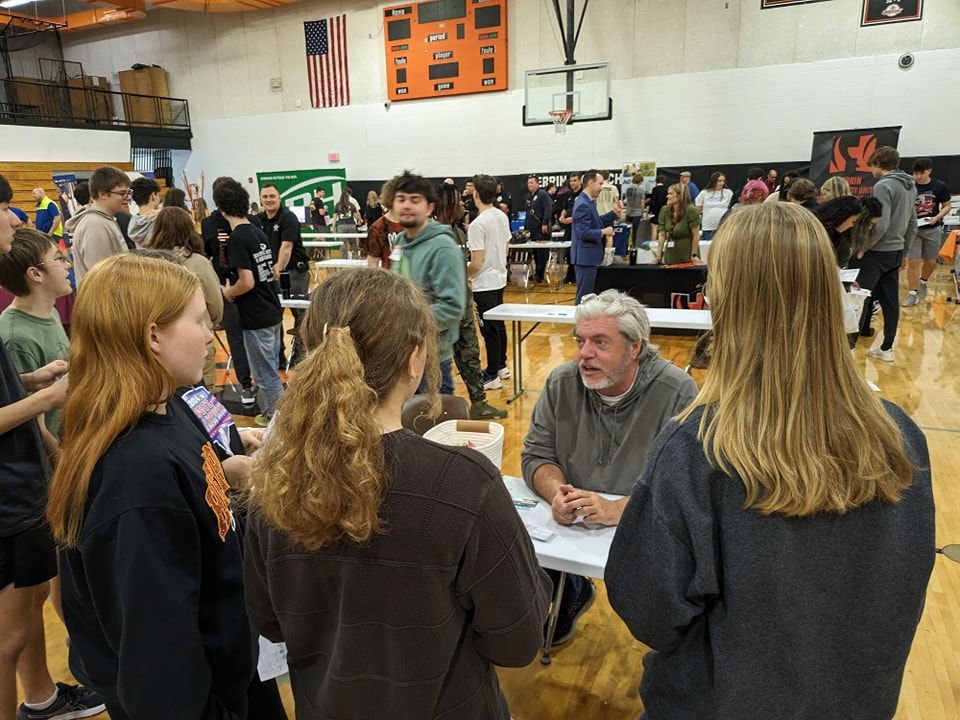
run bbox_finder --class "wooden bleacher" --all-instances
[0,161,136,223]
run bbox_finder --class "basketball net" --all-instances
[548,109,573,135]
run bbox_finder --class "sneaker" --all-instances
[498,367,511,380]
[255,413,271,428]
[916,281,928,301]
[550,580,597,646]
[867,347,895,363]
[17,683,106,720]
[239,386,257,407]
[470,400,507,420]
[482,372,502,390]
[901,291,919,307]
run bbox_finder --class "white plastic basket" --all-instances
[423,420,505,470]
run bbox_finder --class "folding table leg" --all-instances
[506,320,525,404]
[541,570,566,665]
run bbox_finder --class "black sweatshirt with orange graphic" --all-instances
[58,395,253,720]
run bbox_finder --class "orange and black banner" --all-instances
[809,126,901,198]
[862,0,922,26]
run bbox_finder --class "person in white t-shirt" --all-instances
[695,172,734,241]
[467,174,511,386]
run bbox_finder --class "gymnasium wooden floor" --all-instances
[36,266,960,719]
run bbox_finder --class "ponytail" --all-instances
[250,326,387,550]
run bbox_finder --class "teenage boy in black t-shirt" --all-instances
[0,173,105,720]
[214,179,283,428]
[310,187,329,233]
[203,180,264,407]
[903,158,952,307]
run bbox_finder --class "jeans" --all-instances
[575,264,599,305]
[453,300,487,404]
[243,324,283,415]
[849,249,903,351]
[221,300,252,389]
[473,288,507,376]
[417,358,454,396]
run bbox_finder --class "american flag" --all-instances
[305,16,350,109]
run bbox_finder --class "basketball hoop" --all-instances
[548,109,573,134]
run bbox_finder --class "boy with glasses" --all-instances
[0,229,73,437]
[64,166,129,283]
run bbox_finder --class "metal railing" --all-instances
[0,78,190,131]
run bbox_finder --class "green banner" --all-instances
[254,168,347,210]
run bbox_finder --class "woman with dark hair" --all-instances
[333,189,363,256]
[433,183,506,420]
[811,196,862,266]
[694,172,733,242]
[244,269,548,719]
[765,170,801,203]
[162,187,188,210]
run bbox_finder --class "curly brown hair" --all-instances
[249,268,440,550]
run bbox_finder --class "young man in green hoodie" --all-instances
[391,172,465,394]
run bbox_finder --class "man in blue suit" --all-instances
[572,169,622,304]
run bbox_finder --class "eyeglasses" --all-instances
[109,190,133,199]
[36,254,69,269]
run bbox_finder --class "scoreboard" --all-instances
[383,0,508,102]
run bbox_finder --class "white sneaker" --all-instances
[498,367,511,380]
[901,291,919,307]
[867,347,894,363]
[916,282,928,301]
[482,373,502,390]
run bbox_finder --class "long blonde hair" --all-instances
[678,203,913,516]
[250,269,439,550]
[47,254,200,546]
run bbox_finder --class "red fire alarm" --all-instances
[328,152,340,163]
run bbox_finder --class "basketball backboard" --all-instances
[522,62,612,126]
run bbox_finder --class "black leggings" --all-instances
[473,288,507,375]
[849,249,903,351]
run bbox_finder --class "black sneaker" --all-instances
[17,683,106,719]
[549,580,596,646]
[239,386,257,408]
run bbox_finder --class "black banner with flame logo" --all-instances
[809,126,902,198]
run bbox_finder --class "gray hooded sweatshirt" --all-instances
[865,170,917,253]
[521,346,697,496]
[64,206,127,283]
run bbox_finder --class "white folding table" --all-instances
[483,304,712,402]
[503,476,623,664]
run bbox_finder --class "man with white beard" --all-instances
[521,289,697,645]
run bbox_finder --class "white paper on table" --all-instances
[839,268,860,283]
[258,636,289,682]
